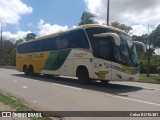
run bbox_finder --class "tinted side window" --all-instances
[85,27,109,47]
[68,29,89,49]
[17,37,57,54]
[41,38,55,51]
[55,34,69,50]
[93,37,112,60]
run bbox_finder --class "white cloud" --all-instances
[84,0,160,35]
[155,49,160,55]
[0,0,32,24]
[38,19,69,36]
[27,23,33,27]
[2,31,31,42]
[130,25,148,36]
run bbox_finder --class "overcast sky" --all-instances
[0,0,160,41]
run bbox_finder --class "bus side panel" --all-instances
[53,49,94,78]
[41,49,72,75]
[69,49,94,78]
[59,59,74,76]
[111,62,139,81]
[16,52,50,73]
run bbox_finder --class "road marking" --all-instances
[52,83,81,90]
[13,80,17,83]
[22,86,28,89]
[33,101,37,103]
[105,93,160,107]
[142,87,160,91]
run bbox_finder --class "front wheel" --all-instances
[100,80,110,84]
[77,67,91,84]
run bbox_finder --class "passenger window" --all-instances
[98,38,111,60]
[68,29,89,49]
[56,35,69,49]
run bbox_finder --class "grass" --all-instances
[0,92,52,120]
[0,66,16,69]
[139,74,160,84]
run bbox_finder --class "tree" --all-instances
[132,24,160,77]
[78,11,97,26]
[145,24,160,77]
[111,21,132,33]
[15,39,23,45]
[1,40,16,65]
[149,24,160,48]
[25,33,36,41]
[132,34,154,77]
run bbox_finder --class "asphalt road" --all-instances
[0,68,160,120]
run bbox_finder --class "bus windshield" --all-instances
[85,27,138,67]
[114,33,138,67]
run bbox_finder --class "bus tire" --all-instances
[43,74,54,78]
[23,65,29,76]
[28,65,34,76]
[77,67,90,84]
[100,80,110,84]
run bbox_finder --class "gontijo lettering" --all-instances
[26,53,44,59]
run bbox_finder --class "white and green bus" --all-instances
[16,24,146,83]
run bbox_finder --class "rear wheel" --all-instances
[77,67,90,84]
[28,65,34,76]
[23,65,29,75]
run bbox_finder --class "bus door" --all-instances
[92,38,112,80]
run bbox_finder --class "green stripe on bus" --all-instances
[42,49,71,70]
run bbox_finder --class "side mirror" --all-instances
[93,33,121,46]
[133,41,146,52]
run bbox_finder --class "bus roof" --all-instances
[80,24,128,35]
[18,24,128,45]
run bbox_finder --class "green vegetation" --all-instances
[0,92,51,120]
[0,66,16,69]
[139,74,160,84]
[0,92,31,111]
[0,33,36,66]
[111,21,132,33]
[78,11,97,25]
[25,33,37,41]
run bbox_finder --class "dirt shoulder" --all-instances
[0,102,30,120]
[0,90,66,120]
[0,102,15,111]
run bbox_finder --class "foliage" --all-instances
[132,25,160,76]
[149,25,160,48]
[15,39,23,45]
[0,34,34,66]
[25,33,36,41]
[0,92,51,120]
[0,40,16,66]
[139,54,160,74]
[111,21,132,33]
[139,74,160,83]
[78,11,98,26]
